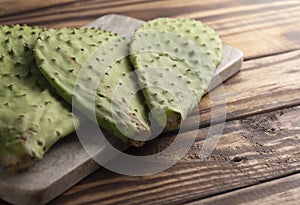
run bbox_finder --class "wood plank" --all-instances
[0,0,299,59]
[187,173,300,205]
[50,105,300,205]
[194,49,300,128]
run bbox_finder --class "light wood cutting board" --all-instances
[0,14,243,205]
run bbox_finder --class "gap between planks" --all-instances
[186,171,300,205]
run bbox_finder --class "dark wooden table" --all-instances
[1,0,300,204]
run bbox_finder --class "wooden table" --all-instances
[1,0,300,204]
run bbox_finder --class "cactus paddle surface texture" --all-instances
[130,18,223,130]
[34,28,150,145]
[0,25,76,172]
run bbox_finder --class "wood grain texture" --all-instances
[187,173,300,205]
[50,106,300,205]
[0,0,299,204]
[0,0,300,59]
[190,49,300,129]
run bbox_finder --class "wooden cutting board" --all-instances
[0,14,243,205]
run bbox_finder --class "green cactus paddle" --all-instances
[130,18,223,130]
[34,28,150,145]
[0,25,76,171]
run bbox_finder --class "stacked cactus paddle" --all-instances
[0,25,76,172]
[130,18,222,130]
[0,17,222,171]
[34,28,151,145]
